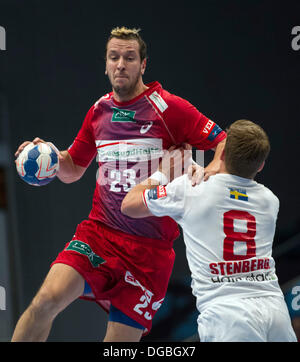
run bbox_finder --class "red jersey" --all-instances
[68,81,226,244]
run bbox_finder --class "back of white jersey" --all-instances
[144,173,283,311]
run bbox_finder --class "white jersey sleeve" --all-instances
[143,175,187,220]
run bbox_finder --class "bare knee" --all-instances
[28,288,63,321]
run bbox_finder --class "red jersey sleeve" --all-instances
[68,106,97,167]
[163,94,226,150]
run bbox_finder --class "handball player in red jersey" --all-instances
[12,27,226,341]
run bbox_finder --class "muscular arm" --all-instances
[122,145,190,218]
[56,150,87,184]
[121,178,159,218]
[204,138,226,181]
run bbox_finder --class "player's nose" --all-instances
[116,57,126,70]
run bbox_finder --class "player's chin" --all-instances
[113,82,131,95]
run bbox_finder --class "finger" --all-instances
[15,141,31,157]
[169,146,181,157]
[32,137,46,144]
[193,167,204,186]
[183,148,192,163]
[182,143,192,150]
[166,145,177,153]
[187,164,194,180]
[203,171,211,182]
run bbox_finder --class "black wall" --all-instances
[0,0,299,341]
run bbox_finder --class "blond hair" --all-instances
[105,26,147,61]
[224,119,270,179]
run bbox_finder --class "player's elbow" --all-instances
[120,198,134,217]
[121,196,144,218]
[57,163,86,184]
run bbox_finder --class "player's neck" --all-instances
[113,81,149,103]
[219,162,228,175]
[220,164,255,180]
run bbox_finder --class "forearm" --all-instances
[121,178,159,218]
[212,139,226,160]
[56,150,86,184]
[203,139,226,181]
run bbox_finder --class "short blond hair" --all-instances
[225,119,270,178]
[105,26,147,61]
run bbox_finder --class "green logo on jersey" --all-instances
[111,107,136,123]
[66,240,106,268]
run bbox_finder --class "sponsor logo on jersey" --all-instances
[66,240,106,268]
[209,258,277,284]
[229,187,248,201]
[211,271,277,284]
[125,271,154,301]
[202,119,215,134]
[148,185,167,201]
[111,107,136,123]
[95,138,163,162]
[149,91,168,113]
[207,124,222,141]
[140,121,153,134]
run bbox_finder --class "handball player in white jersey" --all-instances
[122,119,297,342]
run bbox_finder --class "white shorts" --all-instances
[197,296,297,342]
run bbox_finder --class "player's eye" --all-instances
[108,54,119,60]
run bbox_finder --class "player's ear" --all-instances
[257,161,265,173]
[141,58,147,75]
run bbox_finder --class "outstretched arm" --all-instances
[121,144,191,218]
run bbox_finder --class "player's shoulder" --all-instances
[160,87,196,110]
[165,174,193,199]
[85,92,114,119]
[149,83,197,116]
[94,92,113,108]
[167,173,209,196]
[166,174,187,190]
[256,182,279,207]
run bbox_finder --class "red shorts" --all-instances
[51,219,175,335]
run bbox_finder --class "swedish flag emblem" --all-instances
[229,188,248,201]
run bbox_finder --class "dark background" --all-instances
[0,0,299,341]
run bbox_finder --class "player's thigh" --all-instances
[267,296,297,342]
[197,300,265,342]
[103,321,143,342]
[32,263,85,314]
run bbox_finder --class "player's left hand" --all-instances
[203,159,222,181]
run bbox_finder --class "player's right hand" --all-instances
[15,137,47,158]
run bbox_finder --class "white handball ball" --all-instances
[16,142,59,186]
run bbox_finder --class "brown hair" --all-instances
[105,26,147,61]
[224,119,270,178]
